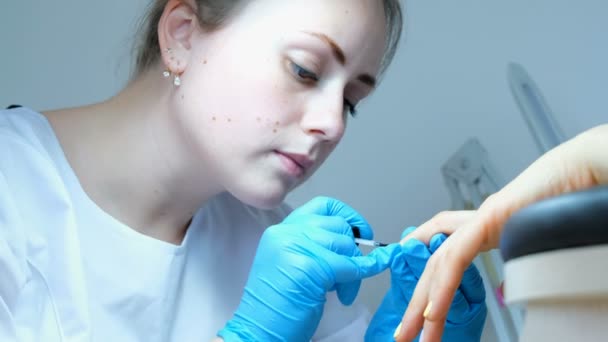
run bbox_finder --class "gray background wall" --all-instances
[1,1,606,340]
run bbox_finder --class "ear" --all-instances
[158,0,199,75]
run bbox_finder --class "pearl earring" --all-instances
[163,48,181,86]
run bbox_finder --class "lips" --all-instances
[275,150,315,176]
[281,152,314,170]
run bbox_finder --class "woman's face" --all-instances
[173,0,387,208]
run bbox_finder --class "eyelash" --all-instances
[343,99,357,117]
[289,62,358,117]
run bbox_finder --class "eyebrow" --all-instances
[307,32,346,64]
[303,31,377,88]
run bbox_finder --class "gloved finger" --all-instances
[400,238,432,279]
[287,196,373,240]
[303,227,361,257]
[388,253,411,280]
[307,224,366,301]
[459,262,485,304]
[306,243,400,289]
[334,281,360,306]
[330,243,403,282]
[445,289,471,324]
[428,233,448,253]
[283,214,357,238]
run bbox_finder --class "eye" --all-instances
[289,61,319,84]
[343,99,358,117]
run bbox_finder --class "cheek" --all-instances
[221,88,298,138]
[177,86,297,150]
[177,52,301,140]
[255,116,283,134]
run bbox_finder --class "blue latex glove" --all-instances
[218,197,397,342]
[365,227,487,341]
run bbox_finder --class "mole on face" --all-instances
[202,59,208,64]
[212,116,217,121]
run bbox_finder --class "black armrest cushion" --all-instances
[500,186,608,262]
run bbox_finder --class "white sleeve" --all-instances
[0,170,28,341]
[313,292,370,342]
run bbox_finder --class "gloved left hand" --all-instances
[218,197,398,342]
[365,228,487,341]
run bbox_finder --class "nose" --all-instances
[299,90,346,142]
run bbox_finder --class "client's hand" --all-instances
[218,197,397,342]
[366,228,487,341]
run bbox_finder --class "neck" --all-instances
[46,66,222,245]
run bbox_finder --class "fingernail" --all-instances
[400,236,412,246]
[393,322,402,339]
[423,301,433,318]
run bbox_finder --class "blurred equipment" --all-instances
[507,62,565,153]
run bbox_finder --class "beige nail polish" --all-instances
[393,322,402,339]
[423,301,433,318]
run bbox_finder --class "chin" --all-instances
[231,185,290,210]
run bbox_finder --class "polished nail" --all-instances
[423,301,433,318]
[393,322,402,340]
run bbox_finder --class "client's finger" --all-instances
[414,253,462,342]
[402,210,475,245]
[393,263,431,341]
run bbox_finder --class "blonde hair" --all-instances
[133,0,403,78]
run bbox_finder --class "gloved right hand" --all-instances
[217,196,398,342]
